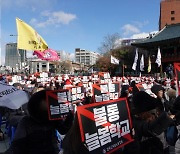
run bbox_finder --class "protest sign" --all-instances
[91,74,99,83]
[66,86,85,103]
[46,90,73,120]
[174,63,180,95]
[92,82,120,102]
[77,98,133,154]
[99,72,111,83]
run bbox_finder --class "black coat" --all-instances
[7,115,73,154]
[124,111,174,154]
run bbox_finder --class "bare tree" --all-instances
[59,61,72,74]
[98,33,121,54]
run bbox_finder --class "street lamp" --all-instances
[10,34,17,37]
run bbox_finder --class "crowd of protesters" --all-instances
[0,72,180,154]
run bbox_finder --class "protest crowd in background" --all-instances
[0,70,180,154]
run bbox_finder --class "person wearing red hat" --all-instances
[63,79,73,89]
[65,79,72,85]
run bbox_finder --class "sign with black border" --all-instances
[66,86,85,103]
[174,63,180,95]
[46,90,73,120]
[77,98,133,154]
[92,82,120,103]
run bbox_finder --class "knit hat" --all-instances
[151,84,164,95]
[132,91,158,114]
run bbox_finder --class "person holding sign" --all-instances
[7,90,74,154]
[62,112,89,154]
[63,98,134,154]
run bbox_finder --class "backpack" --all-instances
[166,125,178,146]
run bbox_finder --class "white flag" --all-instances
[132,48,138,71]
[148,56,151,73]
[155,47,161,67]
[140,54,144,71]
[111,55,119,64]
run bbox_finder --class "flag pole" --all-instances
[122,63,124,77]
[160,63,163,77]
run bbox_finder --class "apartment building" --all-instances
[159,0,180,30]
[75,48,100,65]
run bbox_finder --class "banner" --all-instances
[77,98,133,154]
[148,56,151,73]
[16,17,48,51]
[140,54,144,71]
[33,48,60,61]
[92,82,120,102]
[0,82,29,109]
[174,63,180,95]
[111,55,119,65]
[132,48,138,71]
[46,90,73,120]
[155,47,161,67]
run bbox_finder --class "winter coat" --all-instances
[9,116,59,154]
[175,125,180,154]
[8,115,73,154]
[126,111,174,154]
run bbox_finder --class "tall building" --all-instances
[5,43,26,68]
[57,50,75,61]
[75,48,100,65]
[159,0,180,30]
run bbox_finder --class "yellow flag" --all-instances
[148,56,151,73]
[16,18,48,51]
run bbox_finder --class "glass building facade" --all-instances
[5,43,26,68]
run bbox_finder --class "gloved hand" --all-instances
[55,112,74,135]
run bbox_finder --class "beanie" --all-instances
[151,84,164,95]
[132,91,158,114]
